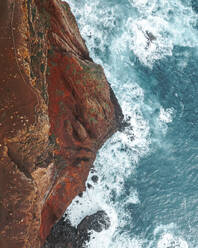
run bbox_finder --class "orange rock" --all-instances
[0,0,123,247]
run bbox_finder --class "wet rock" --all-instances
[78,192,83,198]
[91,175,98,183]
[119,116,134,141]
[87,183,93,189]
[145,30,156,42]
[43,211,111,248]
[77,210,111,233]
[43,219,77,248]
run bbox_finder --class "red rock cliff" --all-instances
[0,0,123,247]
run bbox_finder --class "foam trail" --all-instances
[157,233,188,248]
[64,0,197,247]
[127,0,198,66]
[147,224,190,248]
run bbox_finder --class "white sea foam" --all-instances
[84,229,144,248]
[157,107,175,135]
[67,0,198,68]
[157,233,188,248]
[146,224,190,248]
[127,0,198,66]
[160,108,174,123]
[109,235,144,248]
[117,82,151,160]
[65,94,148,247]
[64,0,195,247]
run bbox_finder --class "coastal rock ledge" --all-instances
[0,1,123,247]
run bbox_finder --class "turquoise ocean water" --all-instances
[64,0,198,247]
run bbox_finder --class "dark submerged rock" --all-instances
[91,175,98,183]
[77,210,111,233]
[145,30,156,42]
[43,211,111,248]
[87,183,93,189]
[78,192,83,198]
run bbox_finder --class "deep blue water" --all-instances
[65,0,198,247]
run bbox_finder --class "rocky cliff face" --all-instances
[0,0,123,247]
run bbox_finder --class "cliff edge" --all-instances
[0,0,123,247]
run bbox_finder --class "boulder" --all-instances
[43,210,111,248]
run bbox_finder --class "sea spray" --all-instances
[65,0,198,247]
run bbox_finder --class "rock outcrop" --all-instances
[43,211,111,248]
[0,0,123,247]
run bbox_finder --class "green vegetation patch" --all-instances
[40,63,45,73]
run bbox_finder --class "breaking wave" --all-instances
[65,0,198,247]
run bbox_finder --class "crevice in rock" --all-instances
[7,146,33,180]
[72,157,90,166]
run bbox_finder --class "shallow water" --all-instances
[64,0,198,247]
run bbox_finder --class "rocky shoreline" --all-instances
[43,210,110,248]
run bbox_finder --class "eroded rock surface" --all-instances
[43,211,111,248]
[0,0,123,247]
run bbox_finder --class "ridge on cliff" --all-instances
[0,0,123,247]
